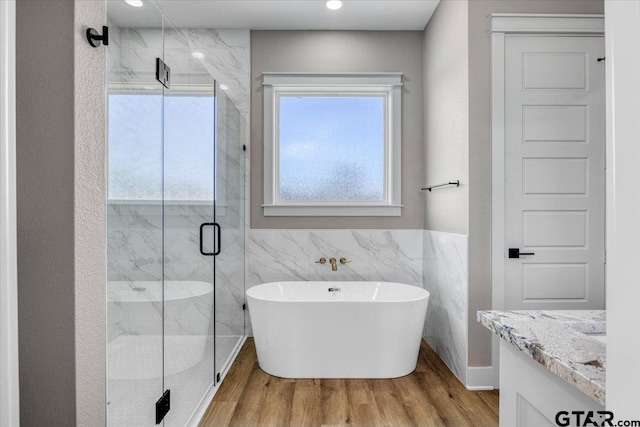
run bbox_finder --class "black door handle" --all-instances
[213,222,221,256]
[509,248,535,259]
[200,222,221,256]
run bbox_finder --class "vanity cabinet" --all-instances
[500,341,605,427]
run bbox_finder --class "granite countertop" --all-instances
[477,310,606,405]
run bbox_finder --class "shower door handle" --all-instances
[199,222,218,256]
[213,222,221,256]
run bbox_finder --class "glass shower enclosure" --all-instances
[106,2,246,425]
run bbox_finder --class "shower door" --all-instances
[106,5,218,425]
[162,32,246,421]
[214,86,246,378]
[107,3,245,425]
[161,20,217,427]
[106,2,166,426]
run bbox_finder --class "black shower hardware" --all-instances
[156,58,171,88]
[421,180,460,192]
[155,390,170,424]
[199,222,221,256]
[86,26,108,47]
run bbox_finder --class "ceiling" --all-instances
[109,0,440,30]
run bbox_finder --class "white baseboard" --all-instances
[466,366,496,391]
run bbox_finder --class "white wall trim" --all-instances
[490,13,604,389]
[490,13,604,34]
[262,204,402,217]
[465,366,496,391]
[262,73,402,217]
[262,72,404,86]
[0,1,19,425]
[604,1,640,417]
[490,30,506,313]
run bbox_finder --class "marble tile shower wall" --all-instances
[106,105,247,342]
[108,25,250,120]
[107,204,245,341]
[107,18,121,77]
[246,229,424,335]
[422,230,469,384]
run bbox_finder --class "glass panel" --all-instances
[215,84,246,376]
[106,2,165,426]
[107,7,247,424]
[278,96,385,202]
[162,22,216,426]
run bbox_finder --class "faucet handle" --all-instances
[339,257,351,264]
[315,257,326,264]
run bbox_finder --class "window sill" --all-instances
[262,204,402,217]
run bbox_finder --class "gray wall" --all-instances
[16,0,106,425]
[251,30,424,229]
[422,0,469,235]
[73,1,107,424]
[422,0,604,367]
[16,1,76,423]
[466,0,605,366]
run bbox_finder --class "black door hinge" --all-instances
[242,144,246,151]
[242,303,246,310]
[216,372,221,383]
[156,58,171,89]
[155,390,170,424]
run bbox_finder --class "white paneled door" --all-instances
[504,36,605,309]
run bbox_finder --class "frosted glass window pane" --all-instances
[279,96,385,202]
[108,94,215,201]
[108,94,163,200]
[164,95,215,201]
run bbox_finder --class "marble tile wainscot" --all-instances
[422,230,469,386]
[245,228,475,388]
[246,229,424,333]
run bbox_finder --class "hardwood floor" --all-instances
[200,338,499,427]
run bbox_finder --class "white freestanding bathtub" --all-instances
[246,281,430,379]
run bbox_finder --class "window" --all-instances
[108,91,215,203]
[262,73,402,216]
[108,93,164,201]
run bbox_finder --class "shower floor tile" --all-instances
[108,334,242,426]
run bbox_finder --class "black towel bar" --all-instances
[421,180,460,192]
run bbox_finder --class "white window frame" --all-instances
[262,72,402,217]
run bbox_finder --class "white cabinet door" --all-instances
[504,36,605,310]
[499,341,604,427]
